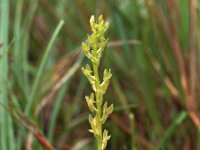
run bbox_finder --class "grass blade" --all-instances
[158,111,187,150]
[25,20,65,116]
[0,0,15,149]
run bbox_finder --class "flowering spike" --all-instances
[82,15,113,150]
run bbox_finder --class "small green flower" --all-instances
[82,15,113,150]
[85,93,97,113]
[102,129,111,149]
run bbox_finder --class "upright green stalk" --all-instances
[82,15,113,150]
[0,0,15,149]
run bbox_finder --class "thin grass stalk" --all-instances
[21,0,38,99]
[17,20,64,150]
[0,0,15,149]
[14,0,37,100]
[25,20,64,116]
[158,111,187,150]
[13,0,24,96]
[184,0,200,130]
[189,0,197,97]
[189,0,197,108]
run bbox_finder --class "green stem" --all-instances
[93,63,103,150]
[96,101,102,150]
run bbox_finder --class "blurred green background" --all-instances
[0,0,200,149]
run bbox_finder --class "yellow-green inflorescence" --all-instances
[82,15,113,150]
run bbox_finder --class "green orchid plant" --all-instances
[82,15,113,150]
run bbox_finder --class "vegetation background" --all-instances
[0,0,200,149]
